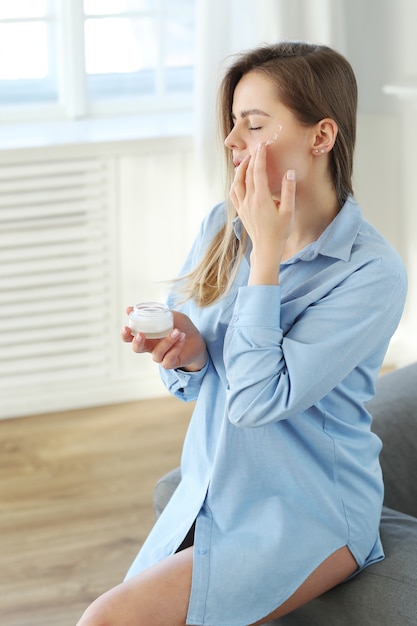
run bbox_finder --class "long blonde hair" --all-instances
[180,41,358,307]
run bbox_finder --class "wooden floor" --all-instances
[0,396,193,626]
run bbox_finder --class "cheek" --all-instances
[266,142,309,194]
[266,151,285,195]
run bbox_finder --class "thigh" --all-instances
[251,546,358,625]
[76,547,194,626]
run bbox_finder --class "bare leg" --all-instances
[76,547,194,626]
[76,544,357,626]
[251,545,358,625]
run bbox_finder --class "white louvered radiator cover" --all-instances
[0,157,120,419]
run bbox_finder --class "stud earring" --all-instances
[314,148,326,155]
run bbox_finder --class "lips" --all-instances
[233,158,242,168]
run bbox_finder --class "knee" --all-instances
[76,598,112,626]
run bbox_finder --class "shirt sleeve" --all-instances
[223,258,407,428]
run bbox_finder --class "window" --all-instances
[0,1,58,108]
[0,0,196,121]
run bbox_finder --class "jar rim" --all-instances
[132,302,170,317]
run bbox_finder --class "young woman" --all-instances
[77,41,407,626]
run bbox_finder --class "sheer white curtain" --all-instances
[193,0,282,206]
[193,0,346,207]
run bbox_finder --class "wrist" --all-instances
[179,350,208,372]
[248,243,284,284]
[248,256,281,285]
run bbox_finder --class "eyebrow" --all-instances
[231,108,271,120]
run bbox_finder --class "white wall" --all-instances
[344,0,417,364]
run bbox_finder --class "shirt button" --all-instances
[198,548,207,555]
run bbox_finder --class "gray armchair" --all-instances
[154,363,417,625]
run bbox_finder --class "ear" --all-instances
[312,118,338,155]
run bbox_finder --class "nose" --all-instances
[224,126,245,150]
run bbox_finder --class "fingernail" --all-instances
[286,169,296,180]
[171,329,186,341]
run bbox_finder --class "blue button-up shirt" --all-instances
[125,197,407,626]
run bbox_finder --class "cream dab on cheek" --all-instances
[265,124,283,146]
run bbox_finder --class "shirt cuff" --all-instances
[159,360,209,401]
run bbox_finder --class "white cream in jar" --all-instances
[129,302,174,339]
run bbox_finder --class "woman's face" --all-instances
[224,71,314,200]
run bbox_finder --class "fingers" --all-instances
[233,141,296,213]
[125,326,186,369]
[251,142,269,192]
[229,143,271,211]
[280,169,296,216]
[123,330,154,352]
[121,325,134,343]
[230,155,250,209]
[159,336,187,369]
[149,329,186,366]
[277,169,296,238]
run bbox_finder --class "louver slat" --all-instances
[0,157,114,399]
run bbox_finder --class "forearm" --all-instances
[179,348,209,372]
[248,249,281,286]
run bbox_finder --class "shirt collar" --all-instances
[233,196,363,264]
[305,196,363,262]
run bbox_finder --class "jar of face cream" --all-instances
[128,302,174,339]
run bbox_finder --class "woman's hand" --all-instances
[229,143,296,284]
[121,309,208,371]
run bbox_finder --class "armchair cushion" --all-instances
[276,507,417,625]
[368,362,417,517]
[153,466,182,520]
